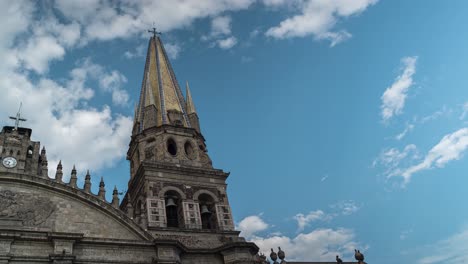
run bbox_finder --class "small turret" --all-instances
[69,165,77,188]
[55,160,63,183]
[98,177,106,200]
[186,81,201,133]
[112,186,120,208]
[83,170,92,193]
[40,146,48,177]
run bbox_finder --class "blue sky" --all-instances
[1,1,468,263]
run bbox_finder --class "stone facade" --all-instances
[0,35,258,263]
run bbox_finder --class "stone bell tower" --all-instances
[121,32,255,263]
[0,105,46,177]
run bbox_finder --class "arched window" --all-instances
[164,191,181,228]
[198,193,217,230]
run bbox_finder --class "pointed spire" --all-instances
[126,194,134,219]
[98,177,106,200]
[55,160,63,183]
[134,35,192,133]
[112,186,120,208]
[69,165,77,188]
[186,81,201,133]
[185,81,197,115]
[83,170,91,193]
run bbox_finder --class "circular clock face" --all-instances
[2,157,17,168]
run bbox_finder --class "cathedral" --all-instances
[0,34,259,263]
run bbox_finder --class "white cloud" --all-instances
[381,56,418,122]
[124,44,146,59]
[211,16,232,36]
[331,200,361,216]
[416,227,468,264]
[70,59,130,106]
[294,210,329,231]
[237,215,269,238]
[294,201,360,231]
[398,128,468,182]
[18,35,65,74]
[218,36,238,49]
[165,43,181,59]
[265,0,378,46]
[203,15,238,50]
[237,215,365,262]
[54,0,255,42]
[0,69,132,180]
[419,106,452,124]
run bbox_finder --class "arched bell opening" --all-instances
[198,193,217,230]
[164,190,182,228]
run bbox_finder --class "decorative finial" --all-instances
[148,26,162,38]
[84,170,91,193]
[98,177,106,200]
[9,102,27,131]
[55,160,63,183]
[270,248,278,263]
[278,247,285,262]
[69,165,77,188]
[354,249,365,264]
[112,186,120,208]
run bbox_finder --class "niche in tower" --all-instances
[198,193,217,230]
[164,191,182,228]
[166,138,177,156]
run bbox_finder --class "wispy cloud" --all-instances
[398,128,468,183]
[331,200,361,216]
[400,229,413,240]
[217,36,238,49]
[416,227,468,264]
[395,123,415,140]
[237,215,269,238]
[264,0,378,46]
[294,210,330,231]
[294,201,361,231]
[320,174,329,182]
[203,15,238,50]
[381,57,418,122]
[460,102,468,120]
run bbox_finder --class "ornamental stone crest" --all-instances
[0,190,55,226]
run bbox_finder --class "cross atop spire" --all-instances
[9,102,27,130]
[148,27,162,38]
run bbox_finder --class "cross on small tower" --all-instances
[148,27,162,38]
[9,102,27,131]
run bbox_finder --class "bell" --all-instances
[166,197,177,207]
[200,204,211,215]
